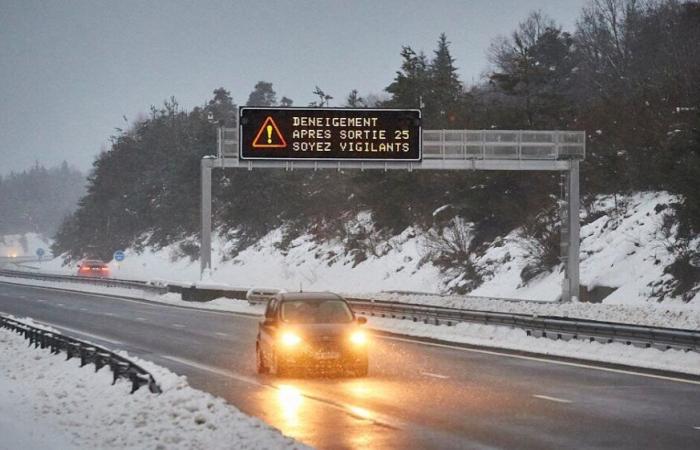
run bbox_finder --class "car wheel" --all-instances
[256,344,268,374]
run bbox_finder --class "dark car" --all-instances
[256,292,369,377]
[76,259,110,277]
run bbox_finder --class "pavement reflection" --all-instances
[255,376,398,450]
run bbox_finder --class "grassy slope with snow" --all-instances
[471,191,699,306]
[35,191,699,310]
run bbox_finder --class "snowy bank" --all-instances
[37,192,698,308]
[367,316,700,376]
[3,271,699,331]
[0,320,309,450]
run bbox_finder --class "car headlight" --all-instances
[280,331,302,347]
[350,331,367,345]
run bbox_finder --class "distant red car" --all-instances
[76,259,110,277]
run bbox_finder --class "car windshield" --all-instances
[280,299,353,324]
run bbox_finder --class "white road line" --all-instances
[215,332,229,337]
[379,335,700,386]
[135,317,147,321]
[79,308,88,311]
[421,372,449,379]
[158,354,403,429]
[533,394,572,404]
[57,303,64,307]
[172,323,186,328]
[159,354,260,385]
[36,321,124,346]
[693,426,700,430]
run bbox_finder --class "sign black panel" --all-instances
[239,107,421,161]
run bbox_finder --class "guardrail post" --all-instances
[200,156,215,278]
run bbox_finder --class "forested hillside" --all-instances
[0,162,85,236]
[52,1,699,298]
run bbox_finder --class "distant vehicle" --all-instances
[76,259,110,277]
[246,287,286,304]
[256,292,369,377]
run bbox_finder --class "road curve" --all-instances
[1,282,700,450]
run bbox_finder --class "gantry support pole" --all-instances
[562,160,580,302]
[200,156,215,278]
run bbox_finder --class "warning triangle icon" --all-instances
[252,116,287,148]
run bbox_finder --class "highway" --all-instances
[1,281,700,449]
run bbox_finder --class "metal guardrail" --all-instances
[1,269,698,353]
[421,130,585,160]
[0,269,167,295]
[0,315,161,393]
[346,299,700,353]
[220,128,586,161]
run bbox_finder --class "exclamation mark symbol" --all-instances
[266,125,273,144]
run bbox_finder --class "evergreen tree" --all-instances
[246,81,277,106]
[385,46,429,109]
[207,87,236,126]
[310,86,333,107]
[428,33,463,128]
[488,12,574,128]
[345,89,365,107]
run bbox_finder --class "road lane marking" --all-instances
[533,394,572,404]
[135,317,147,321]
[158,354,402,429]
[693,426,700,430]
[215,332,229,337]
[421,372,449,379]
[172,323,186,328]
[57,303,64,307]
[379,335,700,386]
[160,354,260,385]
[35,321,124,346]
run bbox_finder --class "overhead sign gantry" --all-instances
[202,106,585,302]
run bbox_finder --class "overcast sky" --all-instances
[0,0,588,175]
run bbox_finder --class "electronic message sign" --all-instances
[239,107,421,161]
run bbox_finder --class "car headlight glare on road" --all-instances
[280,332,302,347]
[350,331,367,345]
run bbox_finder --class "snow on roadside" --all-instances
[469,191,699,306]
[2,275,698,377]
[3,272,699,331]
[135,295,700,376]
[0,274,161,300]
[349,291,700,330]
[27,192,698,318]
[0,319,309,450]
[0,233,51,258]
[365,316,700,376]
